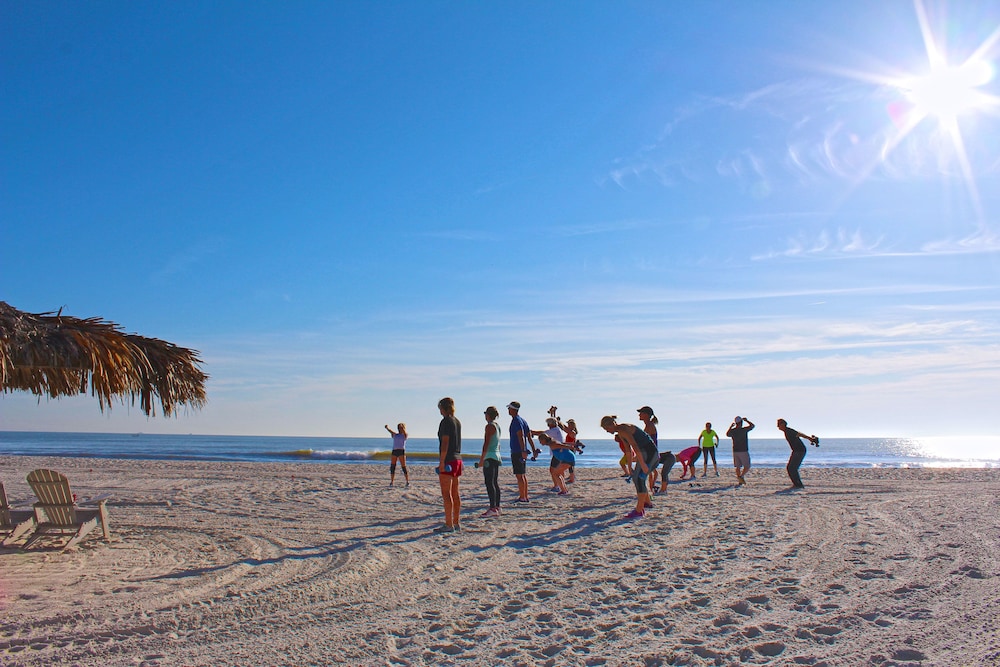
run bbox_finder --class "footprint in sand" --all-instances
[712,614,737,628]
[754,641,786,657]
[855,569,893,580]
[892,648,927,661]
[953,565,985,579]
[727,600,754,616]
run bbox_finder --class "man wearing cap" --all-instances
[726,416,755,486]
[507,401,539,502]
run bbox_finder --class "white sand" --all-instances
[1,457,998,666]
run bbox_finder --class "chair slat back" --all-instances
[27,469,77,526]
[0,481,10,526]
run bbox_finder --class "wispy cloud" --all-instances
[151,237,224,283]
[754,226,1000,260]
[920,229,1000,254]
[753,228,886,259]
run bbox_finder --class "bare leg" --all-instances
[517,474,529,500]
[439,474,455,527]
[448,478,461,527]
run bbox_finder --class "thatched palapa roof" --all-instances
[0,301,207,417]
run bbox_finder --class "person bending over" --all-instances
[601,415,659,519]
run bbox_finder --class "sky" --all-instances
[2,0,999,440]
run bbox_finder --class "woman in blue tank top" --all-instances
[478,406,503,517]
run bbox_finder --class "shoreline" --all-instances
[2,457,998,666]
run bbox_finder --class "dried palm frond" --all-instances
[0,301,207,416]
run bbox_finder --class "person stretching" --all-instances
[384,423,410,487]
[726,416,755,486]
[777,418,819,489]
[601,415,659,519]
[537,433,577,495]
[676,446,701,480]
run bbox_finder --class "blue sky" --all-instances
[3,1,999,440]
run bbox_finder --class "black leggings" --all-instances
[483,460,501,508]
[702,447,717,465]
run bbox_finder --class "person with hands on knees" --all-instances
[601,415,659,519]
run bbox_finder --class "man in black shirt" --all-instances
[777,418,819,489]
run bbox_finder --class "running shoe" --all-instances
[643,501,654,509]
[433,525,455,533]
[624,510,645,519]
[480,508,497,518]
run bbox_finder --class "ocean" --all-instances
[1,431,998,469]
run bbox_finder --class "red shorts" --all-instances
[440,459,463,477]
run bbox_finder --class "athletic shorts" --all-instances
[733,451,751,469]
[549,456,559,469]
[553,449,576,466]
[439,459,463,477]
[632,452,659,494]
[391,449,405,458]
[511,455,527,476]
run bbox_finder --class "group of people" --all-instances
[391,399,820,531]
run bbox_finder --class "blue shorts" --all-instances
[553,449,576,466]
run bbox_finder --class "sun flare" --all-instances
[896,59,996,123]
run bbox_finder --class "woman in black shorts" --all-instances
[384,422,410,487]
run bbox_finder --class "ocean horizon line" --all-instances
[2,430,998,469]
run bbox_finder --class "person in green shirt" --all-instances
[698,422,720,477]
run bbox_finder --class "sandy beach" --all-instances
[1,457,998,666]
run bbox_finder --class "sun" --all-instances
[896,58,996,124]
[872,0,1000,224]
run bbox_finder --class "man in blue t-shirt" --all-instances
[507,401,539,502]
